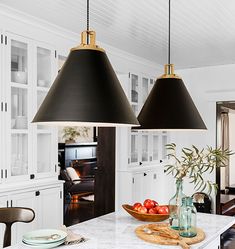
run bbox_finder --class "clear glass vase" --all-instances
[169,179,186,230]
[179,197,197,237]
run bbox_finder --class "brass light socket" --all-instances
[71,30,105,52]
[159,64,181,79]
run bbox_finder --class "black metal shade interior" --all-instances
[136,78,207,130]
[33,49,139,126]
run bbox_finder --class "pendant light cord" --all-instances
[87,0,90,44]
[168,0,171,65]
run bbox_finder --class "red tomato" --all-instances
[148,207,157,214]
[157,206,169,214]
[138,206,148,214]
[143,199,155,209]
[133,203,142,211]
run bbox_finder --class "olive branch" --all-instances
[164,143,233,195]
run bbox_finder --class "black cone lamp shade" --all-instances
[136,64,207,130]
[33,31,139,127]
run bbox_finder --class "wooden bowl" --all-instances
[122,204,169,222]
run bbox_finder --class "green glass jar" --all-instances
[169,179,186,230]
[179,197,197,238]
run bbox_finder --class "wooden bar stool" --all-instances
[0,207,35,248]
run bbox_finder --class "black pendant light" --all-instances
[136,0,206,130]
[32,0,139,127]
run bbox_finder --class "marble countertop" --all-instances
[10,211,235,249]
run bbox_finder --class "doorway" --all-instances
[58,127,116,226]
[216,101,235,215]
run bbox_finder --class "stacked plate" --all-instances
[22,229,67,248]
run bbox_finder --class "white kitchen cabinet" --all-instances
[117,72,169,167]
[116,166,166,209]
[128,73,168,166]
[132,168,166,204]
[116,72,170,209]
[33,42,58,179]
[11,191,37,244]
[0,181,63,246]
[0,31,58,183]
[37,187,63,229]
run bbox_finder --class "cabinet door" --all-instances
[37,187,63,229]
[151,133,160,162]
[132,172,143,203]
[141,77,149,108]
[11,191,37,244]
[130,73,139,116]
[5,33,33,182]
[129,131,140,165]
[0,196,8,247]
[149,169,166,204]
[161,132,168,161]
[33,43,57,178]
[141,133,149,164]
[0,31,4,184]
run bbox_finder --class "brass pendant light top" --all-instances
[71,30,105,52]
[159,64,181,79]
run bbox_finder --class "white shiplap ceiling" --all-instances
[1,0,235,69]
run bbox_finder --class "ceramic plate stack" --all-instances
[22,229,67,248]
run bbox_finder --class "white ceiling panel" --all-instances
[1,0,235,69]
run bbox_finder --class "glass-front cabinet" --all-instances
[6,33,32,181]
[33,43,57,178]
[128,73,168,167]
[2,32,57,181]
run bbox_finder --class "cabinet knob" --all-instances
[144,173,147,176]
[35,191,40,196]
[139,162,143,166]
[160,160,163,163]
[30,174,35,179]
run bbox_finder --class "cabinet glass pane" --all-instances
[58,55,67,71]
[142,134,148,162]
[37,91,47,129]
[37,47,51,88]
[11,134,28,176]
[149,78,154,92]
[142,78,148,105]
[11,87,28,129]
[131,74,138,103]
[131,134,138,163]
[131,104,138,116]
[37,134,51,173]
[11,40,28,84]
[37,91,47,109]
[153,135,159,160]
[162,135,167,159]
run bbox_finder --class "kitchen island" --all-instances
[9,211,235,249]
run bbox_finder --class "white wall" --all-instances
[169,64,235,210]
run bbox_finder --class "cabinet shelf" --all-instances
[37,86,49,92]
[10,82,28,89]
[11,129,28,134]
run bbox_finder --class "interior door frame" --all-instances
[216,100,235,214]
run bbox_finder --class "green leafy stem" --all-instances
[164,143,233,195]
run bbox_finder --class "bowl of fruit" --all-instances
[122,199,169,222]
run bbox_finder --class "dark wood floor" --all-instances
[64,197,95,227]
